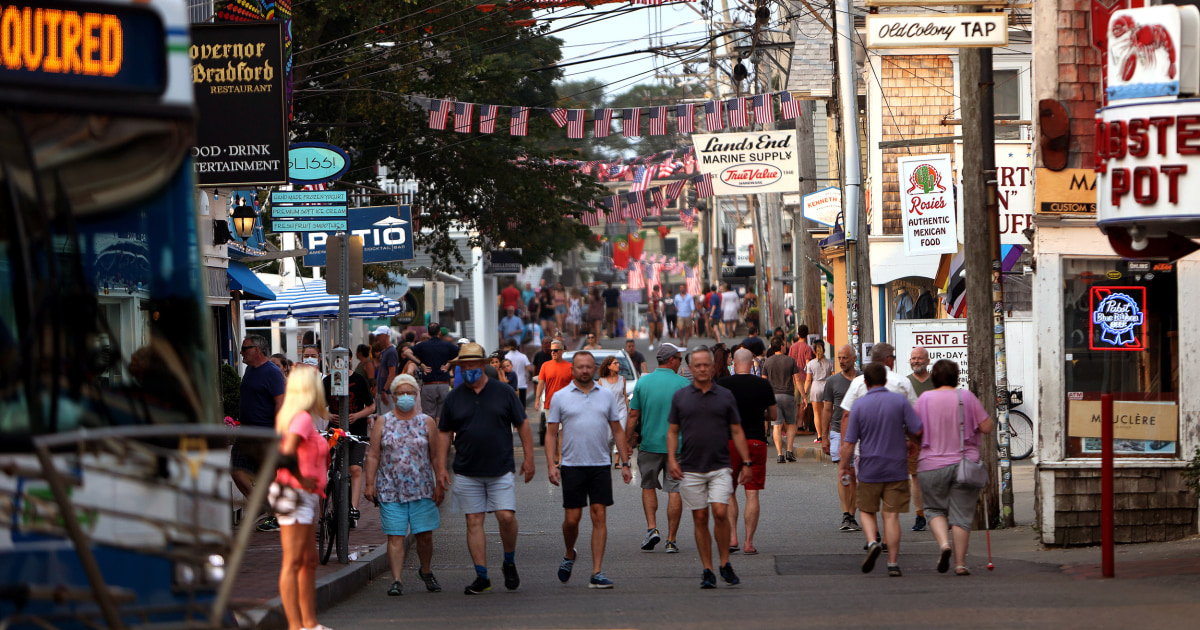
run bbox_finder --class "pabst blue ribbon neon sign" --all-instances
[1090,286,1146,351]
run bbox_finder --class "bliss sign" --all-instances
[1090,286,1146,351]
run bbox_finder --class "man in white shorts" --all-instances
[435,343,535,595]
[667,346,752,589]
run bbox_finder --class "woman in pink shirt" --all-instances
[914,360,993,576]
[270,365,332,630]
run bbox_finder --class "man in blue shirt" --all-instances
[673,285,695,347]
[498,307,524,345]
[838,363,923,577]
[233,334,286,531]
[412,322,459,419]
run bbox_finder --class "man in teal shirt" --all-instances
[626,342,690,553]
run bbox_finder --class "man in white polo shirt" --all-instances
[546,351,633,589]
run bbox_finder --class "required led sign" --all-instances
[0,0,164,93]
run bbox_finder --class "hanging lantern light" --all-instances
[231,203,257,239]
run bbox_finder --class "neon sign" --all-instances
[1090,286,1146,351]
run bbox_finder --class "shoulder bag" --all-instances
[955,390,989,488]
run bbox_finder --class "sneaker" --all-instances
[588,572,614,589]
[700,569,717,589]
[255,516,279,532]
[776,455,786,464]
[888,564,903,577]
[785,451,797,462]
[664,540,680,554]
[463,576,491,595]
[719,562,740,585]
[387,581,402,596]
[847,517,862,532]
[839,514,854,532]
[862,541,882,573]
[418,570,442,592]
[502,562,520,590]
[641,528,661,551]
[912,514,927,532]
[814,437,822,443]
[557,554,575,583]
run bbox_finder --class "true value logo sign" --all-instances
[898,154,957,256]
[691,131,800,195]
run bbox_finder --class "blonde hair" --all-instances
[390,373,420,396]
[275,364,328,434]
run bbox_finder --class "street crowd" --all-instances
[231,282,995,630]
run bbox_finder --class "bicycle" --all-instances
[1002,388,1034,461]
[317,430,369,565]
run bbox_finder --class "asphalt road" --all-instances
[318,336,1200,629]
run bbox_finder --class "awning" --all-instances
[869,240,942,285]
[227,261,276,301]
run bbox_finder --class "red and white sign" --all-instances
[691,131,800,195]
[898,154,957,256]
[802,186,842,227]
[1106,6,1185,102]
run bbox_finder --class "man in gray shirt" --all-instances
[821,344,859,532]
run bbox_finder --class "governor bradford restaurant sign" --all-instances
[191,22,287,187]
[898,154,958,256]
[691,131,800,196]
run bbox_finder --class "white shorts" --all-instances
[451,472,516,514]
[829,431,859,467]
[680,468,734,511]
[269,483,319,526]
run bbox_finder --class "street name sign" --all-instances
[865,14,1008,49]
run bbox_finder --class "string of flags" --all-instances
[428,92,803,137]
[580,173,712,227]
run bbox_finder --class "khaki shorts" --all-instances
[856,480,911,514]
[680,468,733,511]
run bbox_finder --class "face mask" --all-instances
[462,367,483,384]
[395,394,416,412]
[302,357,319,366]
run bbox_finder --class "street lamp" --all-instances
[231,197,257,239]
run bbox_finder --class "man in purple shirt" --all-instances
[838,363,922,577]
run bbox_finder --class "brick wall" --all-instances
[1050,468,1198,546]
[1057,0,1102,169]
[879,55,956,235]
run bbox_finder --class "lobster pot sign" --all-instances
[1105,5,1194,102]
[898,154,958,256]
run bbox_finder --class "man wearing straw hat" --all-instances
[435,342,535,595]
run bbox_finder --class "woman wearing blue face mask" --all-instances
[364,374,445,596]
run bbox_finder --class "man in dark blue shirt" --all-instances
[412,322,459,418]
[233,334,286,530]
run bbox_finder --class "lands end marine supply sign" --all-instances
[898,154,958,256]
[691,131,800,195]
[191,22,286,186]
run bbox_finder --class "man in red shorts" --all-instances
[716,348,777,555]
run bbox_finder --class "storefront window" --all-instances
[1062,259,1178,458]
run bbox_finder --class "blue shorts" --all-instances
[379,498,440,536]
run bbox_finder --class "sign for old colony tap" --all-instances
[691,131,800,196]
[191,22,287,186]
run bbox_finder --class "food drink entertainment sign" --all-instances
[691,131,800,195]
[865,13,1008,49]
[191,22,287,186]
[898,154,957,256]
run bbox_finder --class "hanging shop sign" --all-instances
[691,131,800,196]
[1035,168,1097,215]
[898,154,957,256]
[802,187,842,227]
[484,248,523,274]
[735,228,754,267]
[1089,285,1146,351]
[302,206,414,266]
[1067,400,1178,443]
[288,142,351,186]
[191,22,287,186]
[954,142,1033,243]
[394,293,419,325]
[1104,5,1197,103]
[864,13,1008,49]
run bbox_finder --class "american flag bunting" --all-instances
[752,94,774,124]
[679,206,695,231]
[454,101,474,133]
[692,173,714,198]
[685,265,701,295]
[581,209,600,226]
[665,179,686,203]
[593,108,613,138]
[479,104,498,133]
[779,91,801,120]
[631,165,653,192]
[704,100,723,131]
[677,103,696,133]
[510,106,529,136]
[727,97,748,128]
[649,106,667,135]
[625,191,647,220]
[429,99,451,130]
[622,108,641,137]
[649,187,665,215]
[567,109,585,139]
[549,108,569,127]
[628,261,645,290]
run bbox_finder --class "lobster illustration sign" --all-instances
[898,153,958,257]
[1105,5,1189,102]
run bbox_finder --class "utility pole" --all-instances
[795,99,823,332]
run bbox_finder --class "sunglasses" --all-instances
[551,348,563,353]
[240,345,256,353]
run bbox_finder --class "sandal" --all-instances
[937,546,952,574]
[349,507,361,521]
[387,580,402,596]
[743,546,759,556]
[955,566,971,576]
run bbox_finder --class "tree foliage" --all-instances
[290,1,604,277]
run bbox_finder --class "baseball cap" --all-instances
[373,326,391,337]
[457,338,471,345]
[656,342,683,362]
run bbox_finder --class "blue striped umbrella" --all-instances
[248,280,389,320]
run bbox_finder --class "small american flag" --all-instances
[567,109,585,139]
[581,209,600,226]
[727,97,748,128]
[649,187,665,214]
[454,102,474,133]
[665,179,686,203]
[625,191,647,220]
[779,91,801,120]
[704,100,723,131]
[604,197,620,224]
[692,173,714,198]
[752,94,774,124]
[607,164,627,180]
[510,106,529,136]
[429,99,451,130]
[549,108,569,127]
[685,265,701,295]
[480,105,498,133]
[648,106,667,135]
[593,108,613,138]
[650,263,663,291]
[677,103,696,133]
[622,108,641,137]
[631,165,653,192]
[679,206,695,231]
[628,261,645,290]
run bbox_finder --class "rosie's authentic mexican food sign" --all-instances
[191,22,287,186]
[691,131,800,196]
[898,154,958,256]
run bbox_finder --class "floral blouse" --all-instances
[375,411,436,504]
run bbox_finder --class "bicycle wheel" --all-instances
[1006,409,1034,461]
[334,445,350,563]
[317,495,335,565]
